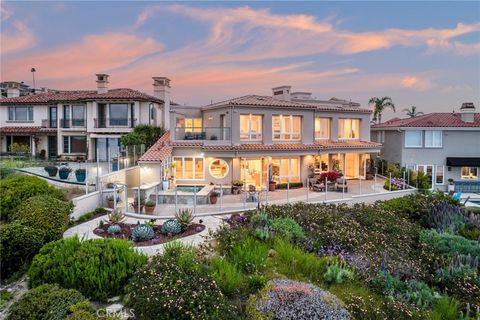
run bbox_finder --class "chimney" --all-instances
[6,82,20,98]
[460,102,476,123]
[152,77,171,130]
[96,74,109,94]
[272,85,292,101]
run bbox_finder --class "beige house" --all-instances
[139,86,381,188]
[0,75,170,160]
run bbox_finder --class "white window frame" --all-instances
[435,165,444,185]
[405,130,423,148]
[173,157,205,180]
[425,130,442,148]
[315,117,330,140]
[271,157,300,183]
[8,106,33,121]
[461,167,479,180]
[209,159,230,179]
[272,115,302,141]
[338,118,360,140]
[240,114,262,141]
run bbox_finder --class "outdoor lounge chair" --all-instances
[335,178,348,192]
[308,178,318,190]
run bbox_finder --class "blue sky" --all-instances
[1,1,479,118]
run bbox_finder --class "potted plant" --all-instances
[448,178,455,192]
[75,168,86,182]
[231,179,244,194]
[58,166,72,180]
[209,190,220,204]
[132,195,146,213]
[269,180,276,192]
[106,194,122,209]
[144,200,156,215]
[44,165,58,177]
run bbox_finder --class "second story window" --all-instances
[425,130,442,148]
[315,117,330,139]
[109,103,129,126]
[240,114,262,141]
[405,130,422,147]
[273,115,301,140]
[71,105,85,127]
[185,118,202,133]
[8,106,33,121]
[338,119,360,139]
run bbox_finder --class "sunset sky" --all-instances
[1,1,479,119]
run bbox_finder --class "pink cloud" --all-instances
[401,76,433,91]
[2,33,164,82]
[1,20,35,54]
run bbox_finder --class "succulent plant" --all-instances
[161,219,182,235]
[107,224,121,234]
[108,209,125,223]
[131,223,154,242]
[175,209,194,230]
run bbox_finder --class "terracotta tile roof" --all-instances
[300,101,372,113]
[172,140,381,151]
[138,131,172,162]
[372,113,480,129]
[0,88,163,105]
[202,95,317,110]
[0,126,57,134]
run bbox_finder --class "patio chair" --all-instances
[308,178,318,190]
[312,182,325,192]
[247,185,258,202]
[335,178,348,192]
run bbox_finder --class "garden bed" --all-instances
[93,222,206,246]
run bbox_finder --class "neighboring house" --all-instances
[371,103,480,192]
[0,75,170,160]
[139,86,381,188]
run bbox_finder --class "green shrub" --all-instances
[125,250,236,320]
[6,284,88,320]
[0,222,44,279]
[270,217,305,241]
[0,167,15,179]
[0,174,66,220]
[430,296,460,320]
[271,239,329,284]
[323,260,354,284]
[75,208,107,224]
[209,257,242,296]
[275,182,303,189]
[0,290,14,311]
[12,195,73,243]
[228,237,268,274]
[28,236,147,302]
[459,224,480,241]
[419,229,480,257]
[245,274,268,295]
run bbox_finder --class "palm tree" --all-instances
[369,97,396,124]
[402,106,424,118]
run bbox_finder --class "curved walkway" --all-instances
[63,214,227,256]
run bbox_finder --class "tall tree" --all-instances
[402,106,424,118]
[369,97,396,124]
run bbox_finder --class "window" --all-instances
[209,159,229,179]
[405,130,422,147]
[174,157,204,180]
[270,158,300,183]
[436,165,444,184]
[272,115,301,140]
[185,118,202,133]
[240,114,262,140]
[8,106,33,121]
[425,130,442,148]
[376,131,385,143]
[315,118,330,139]
[461,167,478,180]
[338,119,360,139]
[71,105,85,127]
[63,136,87,154]
[109,103,129,126]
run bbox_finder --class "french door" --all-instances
[417,164,434,189]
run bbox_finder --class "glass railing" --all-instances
[94,118,136,128]
[174,127,231,141]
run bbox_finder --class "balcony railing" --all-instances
[174,127,231,141]
[94,118,136,128]
[41,119,57,128]
[60,118,86,128]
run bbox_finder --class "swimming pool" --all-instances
[173,185,204,193]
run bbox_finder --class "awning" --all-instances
[446,157,480,167]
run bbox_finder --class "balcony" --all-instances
[41,119,57,128]
[94,118,136,128]
[174,127,231,141]
[60,119,86,129]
